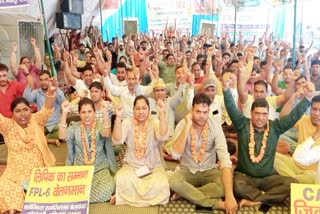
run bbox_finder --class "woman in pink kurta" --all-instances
[0,85,57,213]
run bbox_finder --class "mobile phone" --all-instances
[212,110,219,115]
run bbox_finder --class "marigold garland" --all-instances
[249,120,269,163]
[190,123,208,163]
[80,119,96,165]
[134,119,149,159]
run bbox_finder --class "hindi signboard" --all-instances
[22,166,94,214]
[291,183,320,214]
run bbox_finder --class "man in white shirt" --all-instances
[104,70,148,119]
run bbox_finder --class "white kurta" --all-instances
[112,117,170,206]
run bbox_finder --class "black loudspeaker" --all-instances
[61,0,83,14]
[56,12,82,30]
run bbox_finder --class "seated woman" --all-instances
[0,81,57,214]
[59,98,116,203]
[112,95,170,207]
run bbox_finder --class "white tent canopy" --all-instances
[0,0,99,66]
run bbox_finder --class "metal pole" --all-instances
[300,1,303,40]
[292,0,297,69]
[99,0,103,40]
[212,0,214,36]
[234,5,237,42]
[39,0,56,77]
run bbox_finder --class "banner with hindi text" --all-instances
[22,166,94,214]
[291,183,320,214]
[0,0,29,8]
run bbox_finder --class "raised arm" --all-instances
[156,99,169,139]
[100,101,111,137]
[275,69,298,107]
[61,55,77,86]
[112,104,123,144]
[270,62,285,95]
[237,62,249,104]
[31,37,42,70]
[9,42,19,77]
[275,82,314,134]
[44,78,59,110]
[171,113,192,156]
[222,72,246,128]
[58,100,70,140]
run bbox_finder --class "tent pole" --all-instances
[292,0,297,69]
[99,0,103,39]
[39,0,56,77]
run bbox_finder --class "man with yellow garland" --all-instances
[169,93,238,214]
[221,72,315,210]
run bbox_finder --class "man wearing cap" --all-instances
[148,78,185,136]
[202,78,226,124]
[116,42,128,63]
[77,43,88,61]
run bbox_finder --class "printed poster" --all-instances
[291,183,320,213]
[22,166,94,214]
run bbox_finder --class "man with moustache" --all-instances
[169,93,238,214]
[222,72,315,210]
[0,63,31,143]
[24,70,65,145]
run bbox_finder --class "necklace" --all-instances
[134,119,148,159]
[80,119,96,165]
[190,123,208,163]
[249,121,269,163]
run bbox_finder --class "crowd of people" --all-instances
[1,19,320,214]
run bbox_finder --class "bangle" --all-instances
[46,92,56,98]
[59,123,67,128]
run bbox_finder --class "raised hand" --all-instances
[303,82,315,101]
[237,61,245,75]
[101,100,108,117]
[11,41,17,53]
[61,100,70,114]
[115,104,123,119]
[221,72,233,91]
[184,113,193,128]
[80,89,89,99]
[188,73,195,87]
[156,99,165,114]
[20,64,29,75]
[295,86,305,100]
[31,37,37,47]
[48,78,58,93]
[272,60,283,73]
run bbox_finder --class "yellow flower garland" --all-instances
[134,119,149,159]
[249,120,269,163]
[80,119,97,165]
[190,123,208,163]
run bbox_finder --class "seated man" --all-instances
[24,70,65,145]
[275,95,320,184]
[222,72,315,209]
[169,93,238,213]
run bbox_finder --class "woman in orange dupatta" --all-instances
[0,79,57,214]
